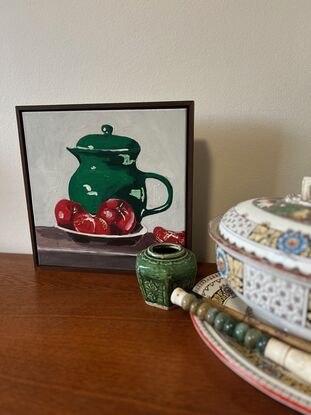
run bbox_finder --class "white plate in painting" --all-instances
[192,274,311,415]
[56,224,148,239]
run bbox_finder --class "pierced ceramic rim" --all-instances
[146,243,185,259]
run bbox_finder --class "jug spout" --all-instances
[67,147,80,160]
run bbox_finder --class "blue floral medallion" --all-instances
[277,232,308,255]
[216,247,228,278]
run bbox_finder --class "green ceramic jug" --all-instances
[67,124,173,221]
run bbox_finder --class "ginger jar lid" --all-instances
[218,177,311,275]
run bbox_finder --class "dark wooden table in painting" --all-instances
[36,226,156,270]
[0,253,298,415]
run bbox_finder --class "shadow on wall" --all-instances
[192,121,283,262]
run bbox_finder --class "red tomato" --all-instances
[94,217,111,235]
[97,199,136,235]
[73,213,97,234]
[55,199,85,228]
[153,227,186,246]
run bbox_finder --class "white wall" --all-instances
[1,0,311,261]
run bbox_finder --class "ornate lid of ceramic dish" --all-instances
[219,177,311,275]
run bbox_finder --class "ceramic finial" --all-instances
[301,177,311,201]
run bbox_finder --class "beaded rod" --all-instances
[171,288,311,385]
[171,287,311,354]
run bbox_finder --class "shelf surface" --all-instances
[0,253,298,415]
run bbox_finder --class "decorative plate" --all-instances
[192,316,311,414]
[192,274,311,414]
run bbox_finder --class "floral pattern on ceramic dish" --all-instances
[253,197,311,225]
[222,205,311,257]
[248,225,311,257]
[216,246,244,293]
[219,199,311,275]
[278,232,309,255]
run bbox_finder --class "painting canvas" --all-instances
[17,102,193,272]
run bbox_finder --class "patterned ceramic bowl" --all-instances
[209,178,311,341]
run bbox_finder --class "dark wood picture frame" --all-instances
[16,101,194,273]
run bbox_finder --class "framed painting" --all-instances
[16,101,194,272]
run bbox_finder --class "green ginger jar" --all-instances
[136,243,197,310]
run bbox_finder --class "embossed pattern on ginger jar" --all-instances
[136,243,197,310]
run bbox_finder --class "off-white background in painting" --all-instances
[23,109,186,232]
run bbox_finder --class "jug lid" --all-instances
[75,124,141,153]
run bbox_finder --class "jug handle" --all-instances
[141,172,173,218]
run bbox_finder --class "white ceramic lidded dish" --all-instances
[209,177,311,341]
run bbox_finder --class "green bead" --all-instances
[196,302,210,320]
[213,312,229,331]
[244,328,262,350]
[255,334,270,355]
[189,298,202,314]
[181,294,196,311]
[206,307,218,324]
[222,317,238,336]
[233,322,249,343]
